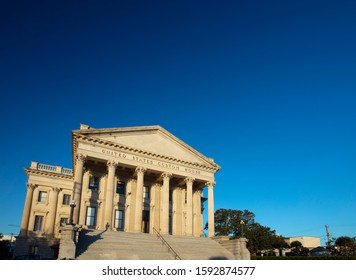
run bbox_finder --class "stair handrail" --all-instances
[153,227,181,260]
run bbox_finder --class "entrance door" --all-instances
[142,210,150,233]
[114,210,124,231]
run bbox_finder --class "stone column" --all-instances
[134,167,146,232]
[149,183,156,234]
[171,186,178,235]
[184,177,194,236]
[207,181,216,237]
[181,187,186,235]
[45,187,60,235]
[78,171,90,225]
[96,201,103,229]
[160,172,172,235]
[72,153,86,225]
[104,160,117,229]
[124,179,133,232]
[20,183,36,236]
[193,189,202,237]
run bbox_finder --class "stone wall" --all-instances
[212,236,251,260]
[13,235,59,260]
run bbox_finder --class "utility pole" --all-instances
[325,225,332,247]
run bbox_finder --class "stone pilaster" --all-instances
[134,167,146,232]
[160,172,172,235]
[20,183,36,236]
[184,177,195,236]
[45,187,60,235]
[207,181,216,237]
[104,160,117,229]
[72,153,86,225]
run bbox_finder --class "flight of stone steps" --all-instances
[75,229,236,260]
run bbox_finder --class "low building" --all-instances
[285,236,321,249]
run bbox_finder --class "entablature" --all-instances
[76,139,216,182]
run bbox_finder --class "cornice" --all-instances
[73,133,221,172]
[25,168,73,180]
[72,133,78,171]
[72,125,221,169]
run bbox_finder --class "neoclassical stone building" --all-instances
[15,124,220,258]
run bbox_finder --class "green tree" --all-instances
[334,236,356,256]
[208,208,255,237]
[208,208,289,255]
[335,236,355,247]
[273,235,290,256]
[245,223,289,255]
[288,241,309,256]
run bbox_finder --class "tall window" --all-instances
[114,210,124,230]
[33,215,43,231]
[116,182,126,195]
[86,207,96,227]
[143,186,150,202]
[89,176,99,191]
[38,191,47,203]
[62,194,71,205]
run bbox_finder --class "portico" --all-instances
[66,125,220,237]
[71,139,218,237]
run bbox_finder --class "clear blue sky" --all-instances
[1,0,355,243]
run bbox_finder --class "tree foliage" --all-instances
[288,240,309,256]
[335,236,355,248]
[334,236,356,256]
[212,208,255,236]
[208,208,289,255]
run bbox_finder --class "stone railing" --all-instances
[30,161,73,175]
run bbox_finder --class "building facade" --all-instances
[15,124,220,258]
[285,236,321,249]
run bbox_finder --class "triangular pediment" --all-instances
[73,125,219,169]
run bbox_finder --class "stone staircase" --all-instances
[163,235,236,260]
[75,229,236,260]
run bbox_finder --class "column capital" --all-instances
[206,181,216,188]
[26,183,36,190]
[194,188,203,195]
[161,172,172,179]
[135,166,147,175]
[184,177,195,184]
[107,160,117,169]
[75,153,86,164]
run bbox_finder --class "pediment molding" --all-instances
[73,133,220,172]
[72,125,220,173]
